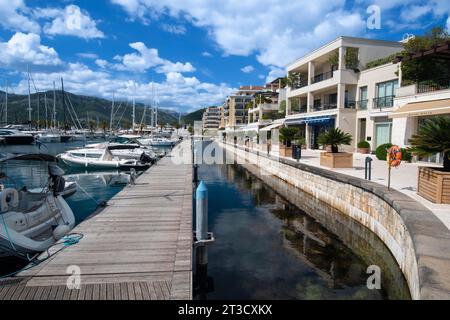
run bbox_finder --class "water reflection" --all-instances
[196,163,410,300]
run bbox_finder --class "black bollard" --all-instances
[365,156,373,180]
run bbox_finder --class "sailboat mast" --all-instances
[27,65,32,128]
[61,78,66,132]
[53,81,56,129]
[44,93,48,130]
[4,80,7,125]
[110,91,115,132]
[132,82,136,132]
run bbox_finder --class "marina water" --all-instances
[195,161,411,300]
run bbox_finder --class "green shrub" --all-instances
[375,143,393,160]
[357,140,370,149]
[401,148,413,162]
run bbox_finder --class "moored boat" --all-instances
[57,147,152,171]
[0,164,76,259]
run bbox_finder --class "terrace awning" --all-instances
[389,98,450,118]
[260,122,283,132]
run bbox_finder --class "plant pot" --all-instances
[418,167,450,204]
[279,145,293,157]
[320,152,353,168]
[358,148,370,154]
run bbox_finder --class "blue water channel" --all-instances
[195,161,411,300]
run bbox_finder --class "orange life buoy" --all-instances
[387,145,402,168]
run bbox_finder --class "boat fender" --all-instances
[0,188,19,212]
[53,224,71,241]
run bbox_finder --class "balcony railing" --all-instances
[417,77,450,94]
[292,79,308,89]
[291,105,308,114]
[344,100,356,109]
[373,95,395,109]
[356,99,368,110]
[312,103,337,112]
[311,71,334,84]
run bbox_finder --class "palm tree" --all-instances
[409,116,450,171]
[317,128,352,153]
[279,127,299,147]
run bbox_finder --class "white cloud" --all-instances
[111,0,367,68]
[241,65,254,73]
[0,0,40,33]
[112,41,195,74]
[77,53,99,59]
[13,62,234,111]
[160,23,186,34]
[40,5,104,39]
[95,59,109,68]
[0,32,62,71]
[202,51,212,57]
[265,66,286,83]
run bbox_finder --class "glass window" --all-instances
[360,86,367,100]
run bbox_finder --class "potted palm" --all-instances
[410,116,450,204]
[357,140,371,154]
[279,127,298,157]
[318,128,353,168]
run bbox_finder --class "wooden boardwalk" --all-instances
[0,141,193,300]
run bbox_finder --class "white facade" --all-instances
[285,36,403,151]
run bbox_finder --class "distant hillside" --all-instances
[0,90,179,128]
[182,108,207,126]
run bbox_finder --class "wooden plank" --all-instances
[134,282,143,300]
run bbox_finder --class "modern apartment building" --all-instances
[224,86,265,129]
[202,106,221,129]
[285,36,403,150]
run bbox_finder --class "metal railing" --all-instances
[417,78,450,94]
[292,78,308,89]
[312,103,337,112]
[311,71,334,84]
[344,100,356,109]
[357,99,368,110]
[373,95,395,109]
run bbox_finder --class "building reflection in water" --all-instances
[194,161,410,300]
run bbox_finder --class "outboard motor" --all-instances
[48,163,66,196]
[140,152,154,164]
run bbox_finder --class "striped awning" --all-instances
[285,116,334,125]
[390,98,450,118]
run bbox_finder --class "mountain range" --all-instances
[0,90,181,128]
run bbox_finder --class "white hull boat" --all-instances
[58,147,151,171]
[0,165,76,259]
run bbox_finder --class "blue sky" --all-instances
[0,0,449,112]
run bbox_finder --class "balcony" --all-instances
[373,95,395,109]
[311,71,333,84]
[417,78,450,94]
[312,103,337,112]
[344,100,356,109]
[292,79,308,90]
[356,99,368,110]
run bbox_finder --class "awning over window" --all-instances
[284,116,334,125]
[260,122,283,132]
[390,98,450,118]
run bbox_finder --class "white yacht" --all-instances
[57,147,152,171]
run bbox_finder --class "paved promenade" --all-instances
[282,149,450,230]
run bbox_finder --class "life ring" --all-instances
[387,145,402,168]
[0,188,19,212]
